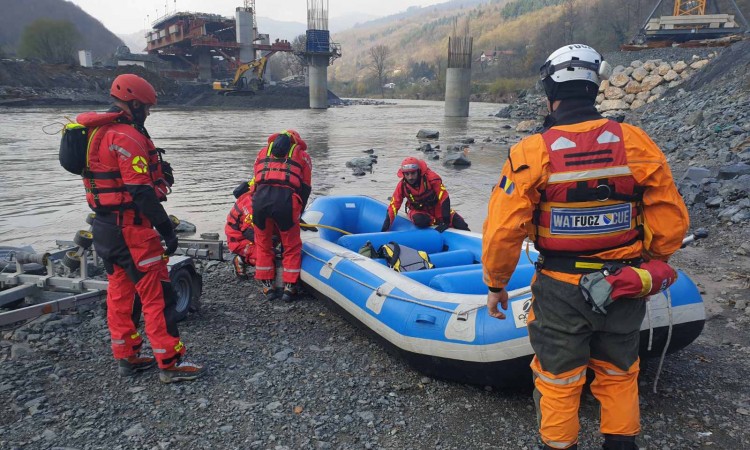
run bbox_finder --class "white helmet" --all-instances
[539,44,612,86]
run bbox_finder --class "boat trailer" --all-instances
[0,238,230,327]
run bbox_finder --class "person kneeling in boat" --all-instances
[252,130,312,302]
[381,157,469,232]
[482,44,689,450]
[225,179,257,279]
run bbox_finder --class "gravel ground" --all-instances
[2,41,750,450]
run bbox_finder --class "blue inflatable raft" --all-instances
[300,195,705,387]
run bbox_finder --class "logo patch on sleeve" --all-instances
[498,175,514,195]
[131,155,149,174]
[550,203,632,235]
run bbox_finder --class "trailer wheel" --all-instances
[73,230,93,249]
[62,251,81,270]
[85,213,96,225]
[170,267,193,322]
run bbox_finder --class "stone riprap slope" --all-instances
[597,54,715,112]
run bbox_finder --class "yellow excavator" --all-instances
[212,56,271,95]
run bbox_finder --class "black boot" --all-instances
[542,444,577,450]
[281,283,298,302]
[602,434,638,450]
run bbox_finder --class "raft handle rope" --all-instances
[300,223,351,235]
[303,249,531,318]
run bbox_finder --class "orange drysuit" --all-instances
[482,108,689,448]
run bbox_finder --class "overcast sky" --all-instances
[67,0,443,34]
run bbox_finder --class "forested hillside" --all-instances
[329,0,750,99]
[0,0,123,61]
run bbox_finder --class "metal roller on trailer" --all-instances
[0,237,230,327]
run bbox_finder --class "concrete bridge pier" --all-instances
[198,49,212,81]
[445,67,471,117]
[308,55,329,109]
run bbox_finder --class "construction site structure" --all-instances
[144,0,294,82]
[445,19,473,117]
[303,0,341,109]
[212,40,293,95]
[639,0,749,43]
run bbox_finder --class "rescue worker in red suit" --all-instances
[381,157,469,232]
[482,45,689,450]
[77,74,205,383]
[252,130,312,302]
[225,179,257,278]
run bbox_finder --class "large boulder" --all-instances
[443,152,471,167]
[417,129,439,139]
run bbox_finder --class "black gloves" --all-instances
[155,219,179,255]
[435,222,449,233]
[242,228,255,242]
[161,161,174,186]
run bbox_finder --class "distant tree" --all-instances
[561,0,577,43]
[368,44,391,98]
[18,19,81,64]
[409,61,436,80]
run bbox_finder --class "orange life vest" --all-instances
[533,120,643,256]
[254,141,305,191]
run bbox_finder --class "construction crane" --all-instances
[674,0,707,16]
[638,0,748,43]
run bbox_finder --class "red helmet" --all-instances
[400,157,420,173]
[110,74,157,105]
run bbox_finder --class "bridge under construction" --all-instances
[142,0,340,109]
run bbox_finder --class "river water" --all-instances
[0,100,510,250]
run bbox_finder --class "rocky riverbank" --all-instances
[1,42,750,450]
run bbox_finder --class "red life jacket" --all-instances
[254,140,305,191]
[77,111,160,225]
[225,191,253,242]
[533,120,643,256]
[402,170,442,211]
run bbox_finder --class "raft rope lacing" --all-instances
[301,249,530,318]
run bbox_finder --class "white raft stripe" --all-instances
[303,271,534,362]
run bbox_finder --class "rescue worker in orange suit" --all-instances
[381,157,469,232]
[225,179,257,278]
[482,44,689,450]
[252,130,312,302]
[77,74,205,383]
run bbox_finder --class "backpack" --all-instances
[59,123,97,176]
[358,241,377,258]
[378,241,434,272]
